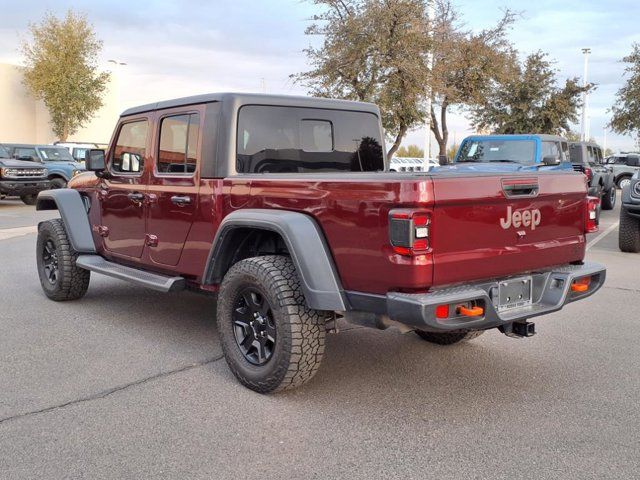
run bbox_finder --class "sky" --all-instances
[1,0,639,153]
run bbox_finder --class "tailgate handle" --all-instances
[502,180,539,198]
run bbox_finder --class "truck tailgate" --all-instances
[431,172,587,285]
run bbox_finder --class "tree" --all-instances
[21,10,110,141]
[395,144,424,157]
[610,43,640,146]
[471,52,590,135]
[428,1,517,157]
[295,0,431,158]
[446,143,458,160]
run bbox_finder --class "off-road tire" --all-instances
[619,207,640,253]
[50,178,67,189]
[20,194,37,205]
[415,329,485,345]
[217,255,328,393]
[601,187,616,210]
[36,219,90,301]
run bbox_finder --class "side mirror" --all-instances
[542,155,561,166]
[86,149,106,172]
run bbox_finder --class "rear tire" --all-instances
[601,187,616,210]
[36,219,90,301]
[217,255,328,393]
[415,329,484,345]
[619,208,640,253]
[20,194,37,205]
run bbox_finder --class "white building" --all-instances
[0,63,119,144]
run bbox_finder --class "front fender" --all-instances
[36,189,96,253]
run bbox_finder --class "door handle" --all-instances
[171,195,192,206]
[127,192,145,203]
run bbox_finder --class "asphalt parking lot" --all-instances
[0,194,638,479]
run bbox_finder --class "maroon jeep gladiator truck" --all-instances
[35,93,605,393]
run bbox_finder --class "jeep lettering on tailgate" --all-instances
[500,206,542,230]
[34,93,606,394]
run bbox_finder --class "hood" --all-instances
[0,158,47,169]
[44,160,85,169]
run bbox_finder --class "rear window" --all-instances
[456,139,536,165]
[236,106,384,173]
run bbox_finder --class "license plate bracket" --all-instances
[497,276,532,312]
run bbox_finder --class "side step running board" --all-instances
[76,255,185,293]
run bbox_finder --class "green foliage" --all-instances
[295,0,431,158]
[396,145,424,158]
[610,43,640,145]
[430,2,517,155]
[21,10,110,141]
[471,52,590,135]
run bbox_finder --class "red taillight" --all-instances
[584,167,593,182]
[435,304,449,319]
[585,196,599,233]
[389,209,431,256]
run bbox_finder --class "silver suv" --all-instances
[605,153,640,189]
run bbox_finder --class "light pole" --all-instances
[423,0,435,167]
[580,48,591,141]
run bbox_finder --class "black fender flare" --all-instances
[36,189,96,253]
[205,209,347,311]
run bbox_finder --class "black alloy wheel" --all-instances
[41,238,59,285]
[232,287,277,365]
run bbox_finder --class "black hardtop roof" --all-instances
[121,92,380,117]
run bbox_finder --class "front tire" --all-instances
[49,178,67,189]
[415,329,484,345]
[601,187,616,210]
[217,255,328,393]
[618,176,632,189]
[619,207,640,253]
[36,219,90,301]
[21,194,37,205]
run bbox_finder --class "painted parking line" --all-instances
[586,222,619,251]
[0,226,37,241]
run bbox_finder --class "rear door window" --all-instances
[236,106,384,173]
[157,113,200,175]
[111,120,148,174]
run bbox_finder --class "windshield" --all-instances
[456,139,536,165]
[38,147,75,162]
[0,145,8,158]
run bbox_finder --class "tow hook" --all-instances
[500,321,536,338]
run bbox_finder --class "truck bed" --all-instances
[235,169,588,294]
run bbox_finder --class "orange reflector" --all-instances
[435,304,449,319]
[457,305,484,317]
[571,276,591,292]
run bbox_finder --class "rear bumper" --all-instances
[365,263,605,332]
[0,179,51,196]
